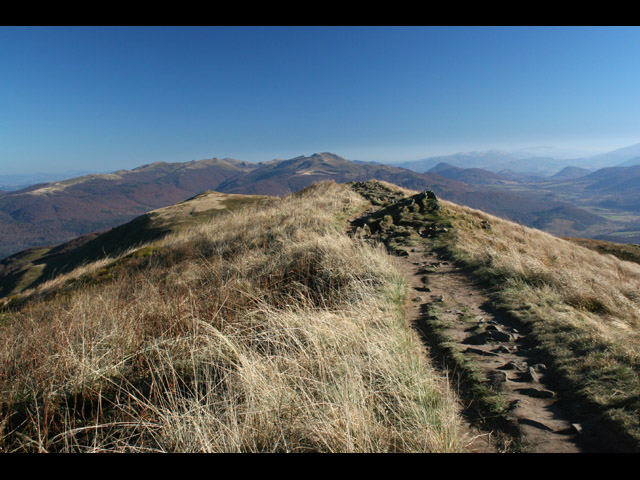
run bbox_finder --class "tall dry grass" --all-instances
[441,200,640,446]
[0,181,464,452]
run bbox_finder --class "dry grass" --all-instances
[440,200,640,447]
[0,181,463,452]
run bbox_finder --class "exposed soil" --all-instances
[396,245,583,452]
[346,181,593,453]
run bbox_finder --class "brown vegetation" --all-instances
[0,181,463,452]
[442,200,640,448]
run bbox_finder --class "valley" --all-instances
[406,159,640,244]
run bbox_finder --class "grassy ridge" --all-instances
[562,236,640,266]
[439,201,640,450]
[0,191,272,299]
[0,182,463,452]
[353,182,640,450]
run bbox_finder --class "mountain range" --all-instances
[0,158,255,258]
[396,142,640,176]
[3,147,640,260]
[0,153,472,258]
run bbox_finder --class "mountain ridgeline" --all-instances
[3,151,640,262]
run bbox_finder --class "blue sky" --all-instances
[2,26,640,174]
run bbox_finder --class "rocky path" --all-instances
[347,181,587,453]
[396,244,583,452]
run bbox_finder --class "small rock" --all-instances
[497,360,523,371]
[508,399,521,411]
[571,423,583,435]
[526,367,540,383]
[516,387,555,399]
[488,370,509,383]
[531,363,547,372]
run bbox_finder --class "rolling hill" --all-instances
[0,158,256,259]
[0,190,272,298]
[427,162,514,185]
[0,181,467,452]
[551,166,592,180]
[421,162,640,242]
[579,165,640,194]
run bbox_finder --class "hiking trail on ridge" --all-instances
[347,180,591,453]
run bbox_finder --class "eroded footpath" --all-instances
[347,181,588,453]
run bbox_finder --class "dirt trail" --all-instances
[347,182,586,453]
[395,244,583,452]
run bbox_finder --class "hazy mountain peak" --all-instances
[578,142,640,169]
[551,166,592,179]
[428,162,460,173]
[309,152,348,162]
[618,155,640,167]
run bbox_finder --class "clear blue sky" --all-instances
[2,26,639,174]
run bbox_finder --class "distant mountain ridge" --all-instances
[0,158,256,258]
[551,166,592,179]
[1,152,469,258]
[395,150,577,176]
[427,162,513,185]
[587,143,640,168]
[397,142,640,176]
[215,152,464,196]
[619,156,640,167]
[0,170,100,192]
[2,151,637,260]
[397,150,524,173]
